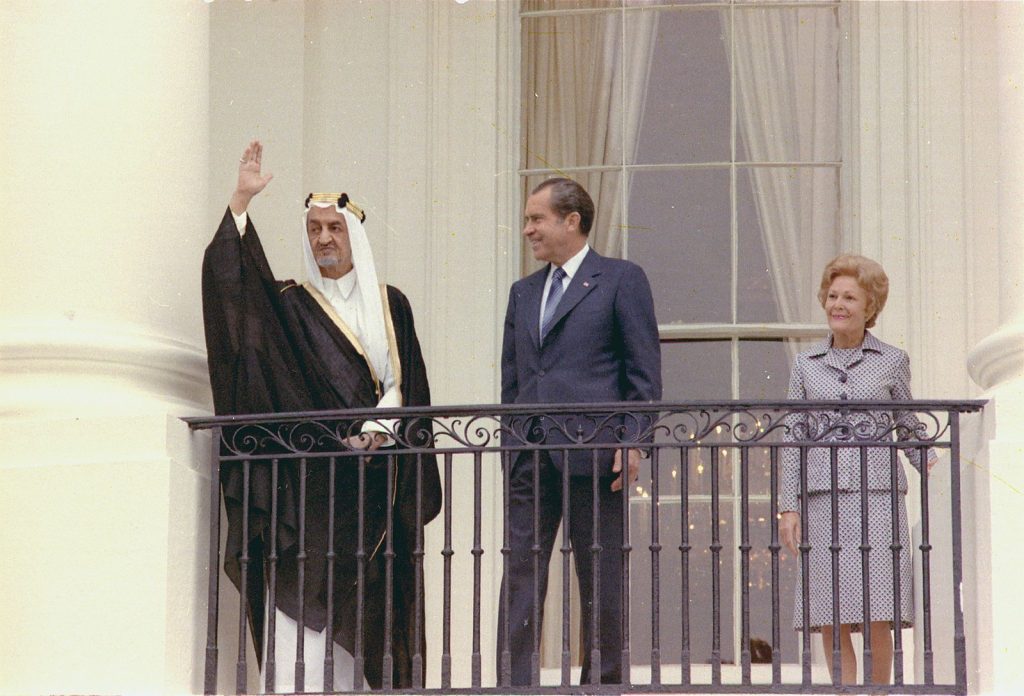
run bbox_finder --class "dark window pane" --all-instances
[737,166,840,323]
[661,340,730,401]
[628,170,731,323]
[631,10,730,164]
[738,339,798,400]
[735,171,778,323]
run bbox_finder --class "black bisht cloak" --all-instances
[202,208,442,688]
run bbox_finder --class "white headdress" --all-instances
[302,194,390,385]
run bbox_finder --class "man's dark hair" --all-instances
[531,177,595,236]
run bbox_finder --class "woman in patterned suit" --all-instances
[778,254,935,685]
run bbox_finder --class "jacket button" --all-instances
[838,373,847,383]
[840,392,848,400]
[538,370,546,377]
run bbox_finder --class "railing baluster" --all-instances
[441,452,453,690]
[204,428,222,696]
[590,447,602,685]
[799,445,812,685]
[769,445,782,686]
[890,446,904,685]
[499,449,511,688]
[295,457,306,693]
[383,453,396,690]
[530,449,542,687]
[621,445,633,687]
[829,446,841,685]
[414,453,425,690]
[919,442,935,684]
[710,445,721,685]
[560,449,571,687]
[353,454,366,690]
[650,446,662,686]
[324,457,336,692]
[265,458,279,693]
[860,445,873,686]
[680,444,691,686]
[236,458,250,694]
[950,410,968,692]
[739,446,751,686]
[472,451,483,688]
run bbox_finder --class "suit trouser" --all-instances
[496,451,625,685]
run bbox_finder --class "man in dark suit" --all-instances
[497,178,662,685]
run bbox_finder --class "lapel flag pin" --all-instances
[583,281,590,287]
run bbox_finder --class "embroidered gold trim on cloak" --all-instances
[300,281,382,401]
[363,450,398,570]
[372,284,401,565]
[379,284,404,406]
[302,280,397,572]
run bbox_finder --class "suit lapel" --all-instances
[543,249,603,341]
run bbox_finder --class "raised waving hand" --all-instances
[229,139,274,215]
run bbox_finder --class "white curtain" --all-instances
[729,6,841,328]
[522,5,659,271]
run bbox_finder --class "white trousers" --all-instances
[260,607,367,693]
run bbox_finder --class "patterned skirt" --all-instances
[792,490,914,632]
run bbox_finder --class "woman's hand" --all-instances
[780,511,801,556]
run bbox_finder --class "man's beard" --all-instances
[316,255,339,268]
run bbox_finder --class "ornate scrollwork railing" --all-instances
[190,400,970,460]
[184,399,984,696]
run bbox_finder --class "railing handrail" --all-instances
[183,399,987,430]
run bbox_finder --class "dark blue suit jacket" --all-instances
[500,248,662,476]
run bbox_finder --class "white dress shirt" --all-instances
[539,244,590,333]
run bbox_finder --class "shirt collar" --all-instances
[808,330,883,357]
[322,268,358,300]
[861,330,884,353]
[549,244,590,282]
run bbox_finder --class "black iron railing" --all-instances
[185,399,984,695]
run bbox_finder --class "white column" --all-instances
[0,3,219,694]
[0,2,211,414]
[965,1,1024,693]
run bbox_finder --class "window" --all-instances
[520,0,844,676]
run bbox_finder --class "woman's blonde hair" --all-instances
[817,254,889,329]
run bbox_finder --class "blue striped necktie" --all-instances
[541,266,567,339]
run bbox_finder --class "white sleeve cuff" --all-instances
[360,386,401,445]
[232,210,248,236]
[361,417,398,446]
